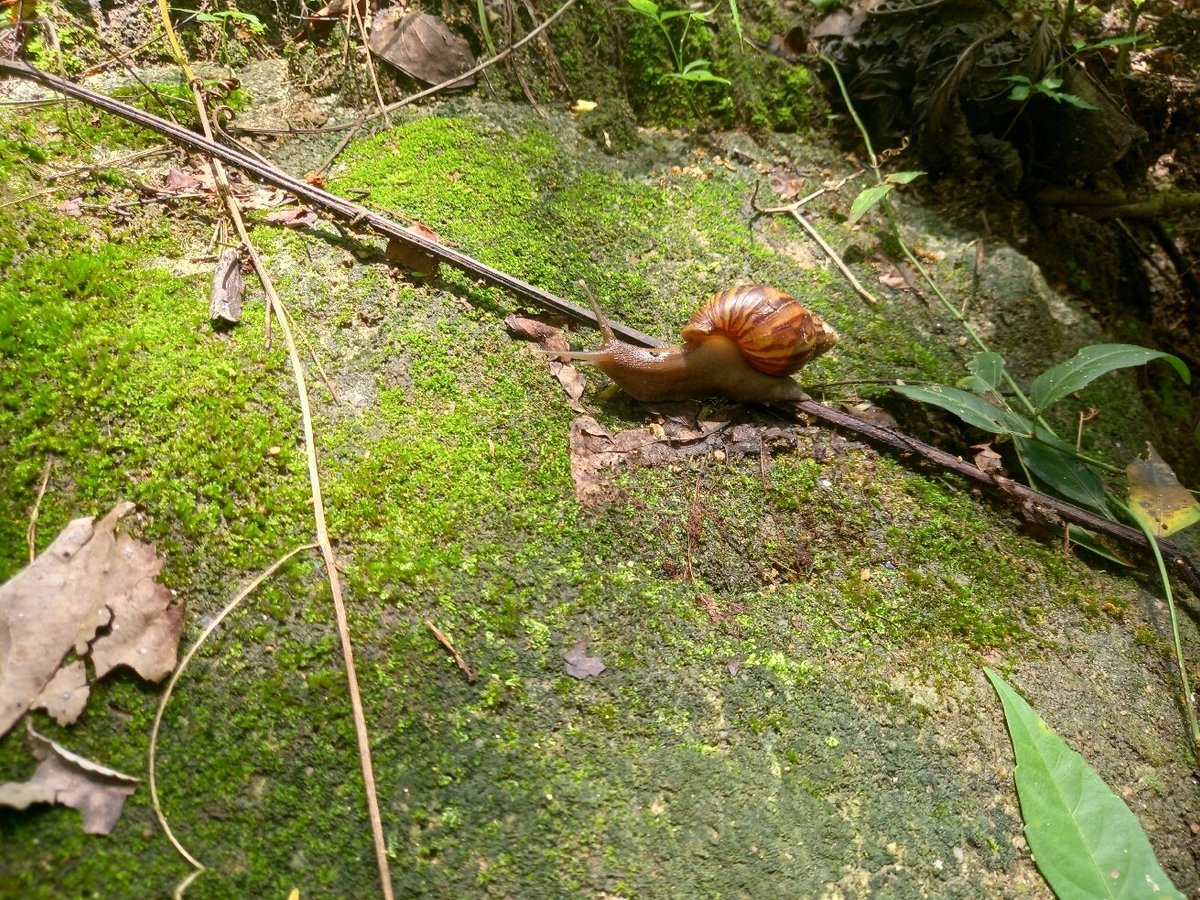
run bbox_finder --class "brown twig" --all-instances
[426,620,477,683]
[785,397,1200,597]
[26,458,53,562]
[317,0,581,172]
[752,177,879,306]
[153,7,393,894]
[0,57,657,350]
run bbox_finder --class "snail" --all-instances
[548,284,839,404]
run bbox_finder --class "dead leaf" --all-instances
[263,207,320,228]
[385,223,442,278]
[368,9,477,88]
[842,400,898,430]
[563,640,605,679]
[209,246,245,324]
[0,723,138,835]
[971,443,1005,476]
[1127,444,1200,537]
[31,661,89,726]
[55,197,83,217]
[504,315,587,411]
[164,167,204,192]
[769,168,806,201]
[0,502,183,738]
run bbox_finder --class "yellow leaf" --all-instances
[571,100,598,116]
[1126,444,1200,537]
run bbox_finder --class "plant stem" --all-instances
[1123,502,1200,748]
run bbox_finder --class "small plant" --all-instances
[624,0,730,85]
[171,6,266,36]
[1003,33,1144,110]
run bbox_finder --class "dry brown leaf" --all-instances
[972,442,1005,476]
[385,223,442,278]
[368,9,477,88]
[0,502,182,738]
[209,246,245,324]
[0,723,138,835]
[563,640,605,679]
[263,207,320,228]
[31,661,89,726]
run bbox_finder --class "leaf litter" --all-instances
[0,502,183,833]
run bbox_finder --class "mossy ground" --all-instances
[0,93,1196,899]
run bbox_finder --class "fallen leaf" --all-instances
[571,100,598,116]
[31,660,89,726]
[1127,444,1200,537]
[504,315,585,411]
[563,640,605,679]
[55,197,83,217]
[0,502,183,738]
[368,9,477,88]
[164,167,204,192]
[769,168,806,200]
[385,223,442,278]
[209,246,245,324]
[0,723,138,835]
[972,442,1005,476]
[263,207,320,228]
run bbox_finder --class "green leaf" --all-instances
[967,351,1006,392]
[885,170,925,185]
[1066,525,1133,566]
[1037,76,1064,92]
[1010,84,1031,101]
[1015,435,1113,518]
[892,384,1020,434]
[984,669,1184,900]
[727,0,743,46]
[1056,91,1100,110]
[1030,344,1191,413]
[625,0,660,17]
[847,184,893,226]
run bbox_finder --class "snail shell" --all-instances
[681,285,838,377]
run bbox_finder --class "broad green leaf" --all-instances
[956,374,992,394]
[984,669,1184,900]
[1015,435,1113,518]
[1010,84,1031,101]
[1038,76,1064,92]
[885,170,925,185]
[892,384,1015,434]
[1030,344,1190,413]
[1127,444,1200,537]
[847,184,892,226]
[967,351,1006,392]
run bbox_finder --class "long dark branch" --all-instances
[0,59,660,348]
[4,59,1197,596]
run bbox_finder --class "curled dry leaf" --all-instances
[505,314,586,411]
[0,502,183,738]
[386,222,442,278]
[0,723,138,835]
[368,9,477,88]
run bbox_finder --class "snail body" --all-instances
[554,285,838,404]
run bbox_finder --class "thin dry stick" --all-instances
[149,543,319,876]
[425,620,477,683]
[752,179,878,306]
[26,458,53,562]
[319,0,581,172]
[349,0,391,130]
[155,7,393,896]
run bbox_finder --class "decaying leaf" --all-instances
[504,315,586,411]
[368,9,477,88]
[209,246,245,324]
[563,640,605,679]
[263,207,321,228]
[0,502,183,738]
[972,442,1005,476]
[0,723,138,835]
[567,415,826,505]
[1127,444,1200,537]
[385,223,442,278]
[31,660,89,726]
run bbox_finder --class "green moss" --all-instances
[1,107,1187,897]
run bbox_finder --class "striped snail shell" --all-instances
[681,285,838,377]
